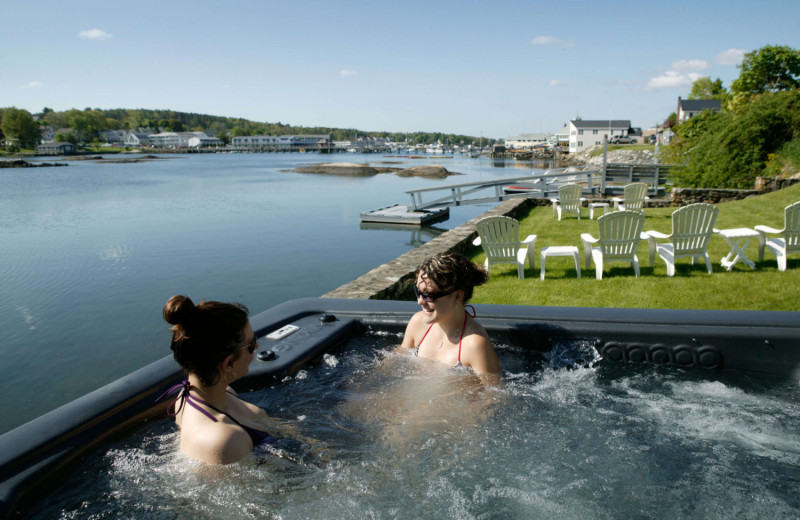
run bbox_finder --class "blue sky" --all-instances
[2,0,799,138]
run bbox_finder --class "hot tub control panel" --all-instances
[266,324,299,340]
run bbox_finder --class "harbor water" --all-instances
[0,152,543,434]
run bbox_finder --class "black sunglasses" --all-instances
[414,285,454,303]
[240,335,258,354]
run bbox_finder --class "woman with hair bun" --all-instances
[400,252,502,383]
[160,295,277,464]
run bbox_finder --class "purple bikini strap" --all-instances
[156,380,219,422]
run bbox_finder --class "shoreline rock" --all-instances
[394,165,461,178]
[293,162,383,176]
[0,159,67,168]
[293,162,462,178]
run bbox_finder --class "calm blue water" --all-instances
[0,152,545,434]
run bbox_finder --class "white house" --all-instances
[677,97,722,122]
[504,133,550,149]
[568,119,631,154]
[125,133,151,146]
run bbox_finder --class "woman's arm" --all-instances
[399,311,422,351]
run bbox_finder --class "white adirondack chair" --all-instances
[755,201,800,271]
[644,203,719,276]
[612,182,650,213]
[550,183,585,220]
[581,210,646,280]
[473,216,537,279]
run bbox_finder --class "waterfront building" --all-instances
[568,119,632,154]
[148,131,214,148]
[187,135,223,148]
[37,142,77,155]
[504,133,551,149]
[232,134,332,151]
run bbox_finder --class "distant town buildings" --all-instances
[24,93,722,155]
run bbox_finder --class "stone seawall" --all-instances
[323,197,544,300]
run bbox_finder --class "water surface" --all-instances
[0,152,540,433]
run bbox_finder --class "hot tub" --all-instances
[1,298,799,518]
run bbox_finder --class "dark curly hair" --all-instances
[163,295,250,388]
[416,251,488,302]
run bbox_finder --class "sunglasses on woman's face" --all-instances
[240,335,258,354]
[414,285,454,303]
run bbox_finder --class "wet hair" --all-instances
[163,295,250,388]
[416,251,488,302]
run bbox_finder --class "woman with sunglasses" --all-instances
[400,252,502,382]
[160,294,277,464]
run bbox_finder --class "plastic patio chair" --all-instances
[550,183,585,220]
[755,201,800,271]
[644,203,719,276]
[581,210,646,280]
[473,216,537,279]
[612,182,650,213]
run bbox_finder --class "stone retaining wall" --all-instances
[323,197,542,300]
[671,176,799,205]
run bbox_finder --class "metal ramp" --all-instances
[360,162,673,225]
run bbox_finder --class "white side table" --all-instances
[715,228,759,271]
[588,202,610,220]
[540,246,581,280]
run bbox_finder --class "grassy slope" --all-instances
[469,183,800,311]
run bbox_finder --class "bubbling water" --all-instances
[27,332,800,519]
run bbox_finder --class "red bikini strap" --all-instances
[458,306,476,362]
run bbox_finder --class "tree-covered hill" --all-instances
[0,106,492,148]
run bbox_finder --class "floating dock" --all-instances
[359,203,449,225]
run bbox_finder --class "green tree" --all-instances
[688,77,729,102]
[731,45,800,96]
[1,107,41,148]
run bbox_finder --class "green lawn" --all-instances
[469,183,800,311]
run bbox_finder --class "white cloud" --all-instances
[531,35,575,48]
[27,81,44,88]
[669,59,709,71]
[549,79,561,87]
[715,48,746,65]
[79,28,112,40]
[339,69,358,77]
[646,70,703,90]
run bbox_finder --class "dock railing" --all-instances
[405,162,673,211]
[405,166,600,210]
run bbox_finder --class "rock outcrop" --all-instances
[293,163,381,176]
[394,165,460,178]
[293,162,462,178]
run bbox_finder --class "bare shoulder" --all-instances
[460,322,501,375]
[180,419,253,465]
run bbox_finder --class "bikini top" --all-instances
[414,306,475,368]
[158,380,277,447]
